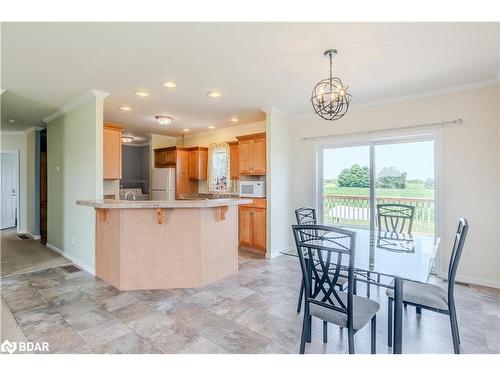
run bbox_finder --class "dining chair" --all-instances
[292,224,380,354]
[386,218,469,354]
[368,204,416,297]
[295,207,348,314]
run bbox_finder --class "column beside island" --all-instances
[77,198,252,290]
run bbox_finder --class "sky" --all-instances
[323,140,434,180]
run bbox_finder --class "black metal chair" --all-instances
[366,204,416,297]
[386,218,469,354]
[295,207,348,314]
[292,224,380,354]
[377,203,415,234]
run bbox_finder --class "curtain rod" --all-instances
[301,118,463,141]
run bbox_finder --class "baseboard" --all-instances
[455,275,500,290]
[27,232,41,240]
[45,243,95,276]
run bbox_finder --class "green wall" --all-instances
[47,96,103,271]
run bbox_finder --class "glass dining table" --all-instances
[281,227,440,354]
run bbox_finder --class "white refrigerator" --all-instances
[151,168,176,200]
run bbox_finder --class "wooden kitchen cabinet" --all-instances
[176,148,197,198]
[154,147,176,168]
[228,141,239,180]
[236,133,266,175]
[239,198,266,253]
[188,147,208,180]
[103,123,123,179]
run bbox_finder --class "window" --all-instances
[208,143,230,192]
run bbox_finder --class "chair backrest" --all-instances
[377,203,415,234]
[447,218,469,301]
[292,224,356,331]
[295,207,317,225]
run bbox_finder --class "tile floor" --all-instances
[1,251,499,354]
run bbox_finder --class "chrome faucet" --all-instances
[124,191,136,201]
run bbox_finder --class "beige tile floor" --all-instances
[1,250,499,354]
[1,229,70,277]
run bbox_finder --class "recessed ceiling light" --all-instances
[119,106,132,111]
[121,136,134,143]
[162,81,177,88]
[182,128,190,132]
[7,118,16,124]
[230,117,239,123]
[135,90,150,97]
[207,91,222,98]
[155,115,173,126]
[208,126,216,129]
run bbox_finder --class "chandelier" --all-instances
[311,49,352,121]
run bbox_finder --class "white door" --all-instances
[1,152,18,229]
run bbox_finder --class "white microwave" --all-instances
[239,181,266,198]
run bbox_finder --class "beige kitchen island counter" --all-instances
[77,198,252,290]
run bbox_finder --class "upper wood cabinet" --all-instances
[228,142,239,180]
[103,123,123,180]
[154,147,176,168]
[188,147,208,181]
[236,133,266,175]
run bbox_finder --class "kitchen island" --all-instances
[77,198,252,290]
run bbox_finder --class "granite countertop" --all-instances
[76,198,253,209]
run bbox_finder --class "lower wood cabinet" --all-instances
[239,198,266,253]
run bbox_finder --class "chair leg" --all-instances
[367,272,371,298]
[353,279,358,295]
[323,321,328,343]
[450,303,461,345]
[416,306,422,315]
[377,274,381,284]
[388,298,393,348]
[299,311,308,354]
[404,302,408,309]
[297,278,304,313]
[449,312,460,354]
[307,315,312,343]
[371,316,377,354]
[348,328,355,354]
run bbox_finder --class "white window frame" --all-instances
[314,127,444,277]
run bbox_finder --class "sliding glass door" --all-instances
[319,137,436,235]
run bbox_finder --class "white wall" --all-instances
[1,132,27,232]
[266,110,294,258]
[291,84,500,288]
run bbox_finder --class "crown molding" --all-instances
[295,78,500,118]
[43,89,110,124]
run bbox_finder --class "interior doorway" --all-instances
[1,151,19,231]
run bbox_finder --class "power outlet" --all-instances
[69,237,76,247]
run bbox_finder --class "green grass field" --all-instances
[324,181,434,198]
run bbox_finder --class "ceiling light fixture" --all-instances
[119,106,132,111]
[121,136,134,143]
[7,118,16,124]
[311,49,352,121]
[135,90,150,97]
[162,81,177,88]
[208,126,216,129]
[230,117,239,123]
[182,128,190,132]
[207,91,222,98]
[155,115,173,126]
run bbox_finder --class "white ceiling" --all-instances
[1,22,499,138]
